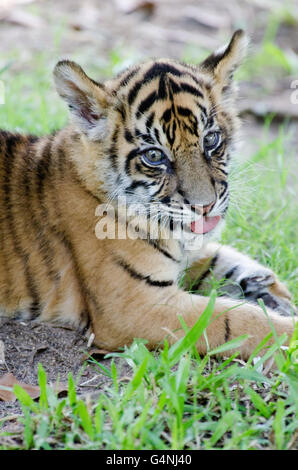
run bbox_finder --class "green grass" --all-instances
[1,303,297,450]
[0,53,67,135]
[0,51,297,450]
[223,123,298,303]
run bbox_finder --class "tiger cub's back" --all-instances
[0,130,87,325]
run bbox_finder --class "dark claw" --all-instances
[240,274,273,294]
[245,290,295,316]
[257,292,279,310]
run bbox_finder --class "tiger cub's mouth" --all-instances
[190,215,221,234]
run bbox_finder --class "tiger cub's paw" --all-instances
[237,269,296,317]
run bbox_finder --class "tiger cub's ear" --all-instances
[200,29,248,93]
[54,60,112,140]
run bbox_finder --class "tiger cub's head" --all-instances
[54,30,248,241]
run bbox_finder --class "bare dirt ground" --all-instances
[0,0,297,418]
[0,317,132,419]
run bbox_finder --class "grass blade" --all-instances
[210,410,237,446]
[168,290,217,365]
[13,384,39,413]
[273,399,285,450]
[68,373,77,407]
[245,387,271,418]
[76,400,94,440]
[207,334,248,356]
[247,331,273,365]
[38,363,48,410]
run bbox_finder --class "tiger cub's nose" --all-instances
[203,201,215,215]
[191,201,215,215]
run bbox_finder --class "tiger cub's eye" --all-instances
[142,148,166,166]
[204,131,220,150]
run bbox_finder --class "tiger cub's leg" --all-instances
[90,280,296,360]
[183,242,296,317]
[71,244,296,358]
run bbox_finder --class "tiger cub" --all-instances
[0,30,296,358]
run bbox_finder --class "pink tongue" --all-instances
[191,216,221,234]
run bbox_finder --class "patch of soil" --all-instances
[0,317,130,418]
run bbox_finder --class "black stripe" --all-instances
[182,122,195,135]
[168,78,181,94]
[166,120,176,146]
[160,196,170,204]
[161,108,172,123]
[125,180,152,193]
[3,136,41,316]
[58,145,66,174]
[169,217,174,231]
[154,127,161,145]
[145,112,155,132]
[211,139,226,159]
[115,257,174,287]
[207,115,215,128]
[144,63,182,82]
[191,254,219,292]
[119,67,140,88]
[151,178,167,197]
[219,191,229,208]
[36,141,52,195]
[196,102,208,118]
[124,129,134,144]
[218,180,228,198]
[0,133,16,301]
[177,188,186,199]
[125,148,140,175]
[35,139,60,282]
[177,106,199,136]
[136,91,156,119]
[177,106,193,117]
[116,103,126,121]
[135,130,155,145]
[128,80,143,105]
[140,160,164,173]
[158,74,168,99]
[216,166,228,176]
[224,266,238,279]
[224,317,231,342]
[147,239,180,263]
[128,63,182,105]
[135,161,144,173]
[179,82,203,98]
[119,221,180,263]
[181,71,204,87]
[108,126,120,170]
[30,301,40,317]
